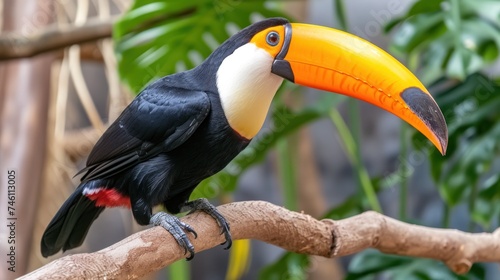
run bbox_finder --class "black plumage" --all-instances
[41,18,289,258]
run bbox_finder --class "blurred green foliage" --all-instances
[413,74,500,228]
[114,0,288,92]
[391,0,500,231]
[353,0,500,278]
[387,0,500,83]
[113,0,500,279]
[346,250,485,280]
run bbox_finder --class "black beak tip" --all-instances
[438,136,448,156]
[401,87,448,155]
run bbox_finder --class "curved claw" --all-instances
[220,221,232,250]
[183,223,198,239]
[150,212,197,260]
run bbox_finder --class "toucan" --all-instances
[41,18,447,259]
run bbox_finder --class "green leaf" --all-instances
[407,0,444,16]
[390,13,446,55]
[322,195,365,220]
[388,0,500,81]
[412,74,500,210]
[346,250,486,280]
[259,252,309,280]
[114,1,199,38]
[114,0,289,93]
[385,0,444,33]
[463,0,500,27]
[346,250,414,279]
[471,174,500,228]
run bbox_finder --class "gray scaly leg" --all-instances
[181,198,232,249]
[150,212,198,260]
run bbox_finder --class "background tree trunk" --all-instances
[0,0,55,278]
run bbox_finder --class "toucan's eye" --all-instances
[266,31,280,46]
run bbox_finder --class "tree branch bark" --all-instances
[0,16,116,61]
[22,201,500,279]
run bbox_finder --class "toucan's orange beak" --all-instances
[271,23,448,155]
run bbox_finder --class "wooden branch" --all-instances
[22,201,500,279]
[0,16,117,60]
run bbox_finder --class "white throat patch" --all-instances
[216,43,284,139]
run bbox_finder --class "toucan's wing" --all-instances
[80,86,210,182]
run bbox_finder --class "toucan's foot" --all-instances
[150,212,197,260]
[182,198,232,249]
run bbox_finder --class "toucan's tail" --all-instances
[41,190,104,257]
